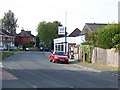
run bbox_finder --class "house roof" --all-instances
[0,29,14,36]
[85,23,107,31]
[0,30,4,35]
[81,23,108,34]
[68,28,81,37]
[17,30,35,37]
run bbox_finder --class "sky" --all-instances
[0,0,119,36]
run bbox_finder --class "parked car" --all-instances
[0,46,4,50]
[40,48,49,52]
[43,48,49,52]
[8,46,17,51]
[26,47,30,51]
[0,46,7,50]
[18,45,23,50]
[49,51,69,63]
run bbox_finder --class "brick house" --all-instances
[16,29,36,47]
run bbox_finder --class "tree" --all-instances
[85,24,120,51]
[2,10,18,35]
[24,41,35,48]
[85,30,98,47]
[37,21,62,49]
[85,31,94,45]
[35,36,40,49]
[96,24,120,49]
[112,34,120,51]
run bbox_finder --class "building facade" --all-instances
[54,35,85,58]
[15,29,36,46]
[0,29,15,49]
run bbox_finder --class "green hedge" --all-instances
[96,24,120,49]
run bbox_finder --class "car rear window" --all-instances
[55,52,65,55]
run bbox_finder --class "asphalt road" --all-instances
[2,51,119,88]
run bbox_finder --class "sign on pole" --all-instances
[58,26,65,35]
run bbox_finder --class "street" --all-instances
[2,51,119,88]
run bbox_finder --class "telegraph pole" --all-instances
[65,11,67,55]
[118,1,120,23]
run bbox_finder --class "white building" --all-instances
[54,34,85,57]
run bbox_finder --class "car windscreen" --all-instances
[55,52,66,56]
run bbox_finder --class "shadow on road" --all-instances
[68,60,80,64]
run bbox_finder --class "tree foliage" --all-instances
[85,24,120,51]
[96,24,120,49]
[24,41,35,48]
[2,10,18,34]
[85,32,94,45]
[37,21,62,49]
[85,30,98,47]
[35,36,40,49]
[112,34,120,51]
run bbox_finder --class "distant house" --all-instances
[81,23,108,34]
[68,28,81,37]
[0,29,15,48]
[16,29,36,46]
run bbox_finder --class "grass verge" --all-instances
[81,62,120,71]
[0,51,15,60]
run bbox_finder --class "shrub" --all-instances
[112,34,120,51]
[81,45,93,63]
[96,24,120,49]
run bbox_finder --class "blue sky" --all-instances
[0,0,119,35]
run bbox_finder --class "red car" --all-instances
[49,51,69,63]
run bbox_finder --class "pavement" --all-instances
[72,61,119,77]
[44,52,120,77]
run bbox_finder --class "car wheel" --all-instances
[49,59,52,62]
[60,61,63,64]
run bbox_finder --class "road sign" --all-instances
[58,26,65,35]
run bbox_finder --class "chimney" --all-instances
[21,28,25,36]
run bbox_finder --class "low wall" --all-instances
[92,47,120,67]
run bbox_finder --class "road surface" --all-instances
[2,51,119,88]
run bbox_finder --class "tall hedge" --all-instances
[96,24,120,49]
